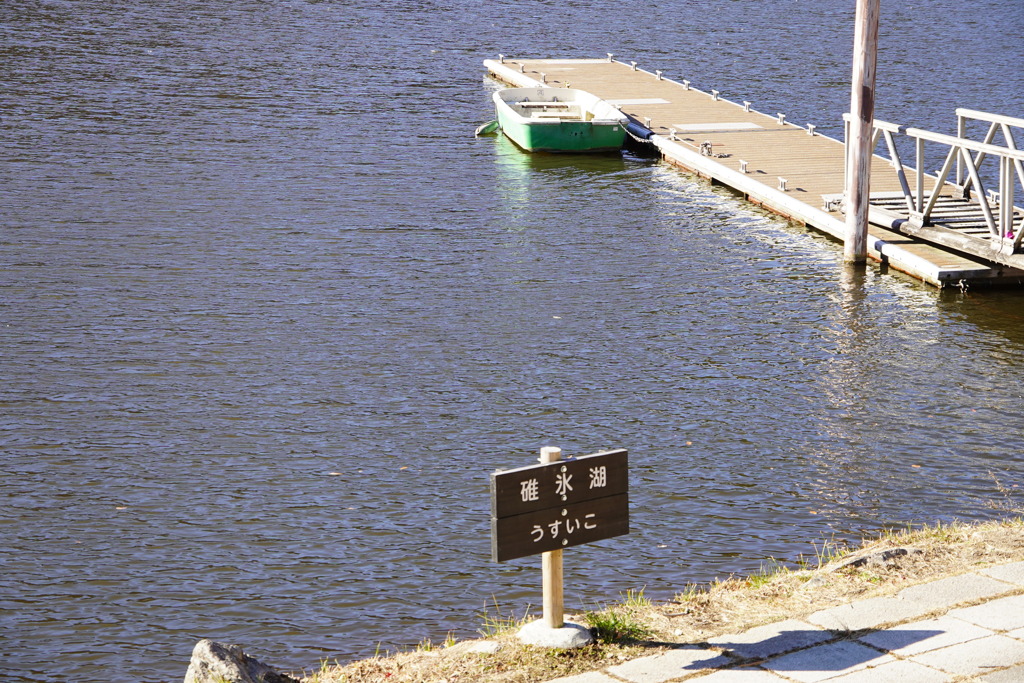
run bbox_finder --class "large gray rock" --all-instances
[183,639,299,683]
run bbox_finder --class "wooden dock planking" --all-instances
[484,57,1024,288]
[507,58,908,206]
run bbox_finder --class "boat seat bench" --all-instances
[517,101,574,107]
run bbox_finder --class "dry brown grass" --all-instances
[299,517,1024,683]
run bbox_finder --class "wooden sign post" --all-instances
[490,447,630,631]
[540,447,564,628]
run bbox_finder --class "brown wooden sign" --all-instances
[490,449,628,562]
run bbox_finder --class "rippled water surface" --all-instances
[3,1,1024,681]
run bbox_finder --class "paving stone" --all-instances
[947,594,1024,631]
[908,634,1024,677]
[605,647,732,683]
[824,659,949,682]
[806,596,934,632]
[980,561,1024,587]
[695,667,789,682]
[858,615,994,656]
[978,662,1024,682]
[707,619,832,660]
[544,563,1024,683]
[896,573,1013,609]
[544,672,620,683]
[761,640,892,683]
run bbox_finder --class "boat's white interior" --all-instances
[511,100,587,121]
[495,88,627,124]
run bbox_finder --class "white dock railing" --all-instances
[845,109,1024,251]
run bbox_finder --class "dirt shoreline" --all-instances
[298,517,1024,682]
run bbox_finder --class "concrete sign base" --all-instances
[517,620,594,649]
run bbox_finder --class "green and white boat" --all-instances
[492,87,628,153]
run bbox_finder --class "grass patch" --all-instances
[584,607,651,644]
[798,536,852,569]
[416,632,456,652]
[477,597,533,638]
[583,587,655,644]
[746,558,788,588]
[673,582,704,603]
[620,587,652,608]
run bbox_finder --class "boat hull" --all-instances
[493,87,627,153]
[498,116,626,153]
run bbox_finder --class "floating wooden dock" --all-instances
[484,57,1024,289]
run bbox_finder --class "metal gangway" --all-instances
[849,109,1024,268]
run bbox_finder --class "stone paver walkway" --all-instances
[546,561,1024,683]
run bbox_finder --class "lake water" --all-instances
[2,1,1024,681]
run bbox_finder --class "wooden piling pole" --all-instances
[539,446,564,629]
[844,0,881,263]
